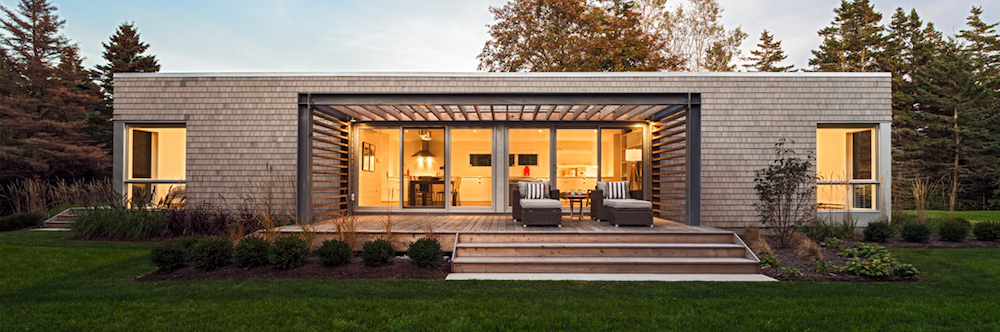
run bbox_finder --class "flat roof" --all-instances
[115,71,891,79]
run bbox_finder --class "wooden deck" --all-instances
[287,214,711,234]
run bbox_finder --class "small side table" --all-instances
[566,195,587,220]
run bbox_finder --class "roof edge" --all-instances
[114,71,891,79]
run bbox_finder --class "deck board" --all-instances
[283,213,713,234]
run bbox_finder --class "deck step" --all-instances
[457,232,735,244]
[455,242,746,258]
[451,257,761,274]
[42,207,86,229]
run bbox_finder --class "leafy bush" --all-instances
[72,207,164,240]
[863,221,894,243]
[407,238,443,268]
[316,238,352,267]
[938,218,971,242]
[360,238,395,266]
[822,237,843,249]
[0,212,45,231]
[753,139,816,247]
[839,242,918,277]
[233,236,271,267]
[900,223,931,243]
[270,236,308,269]
[972,221,1000,241]
[759,253,780,268]
[777,267,803,279]
[150,242,186,270]
[189,236,233,271]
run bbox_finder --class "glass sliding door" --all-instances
[357,127,400,208]
[601,128,642,189]
[450,128,493,207]
[556,129,597,205]
[403,127,445,208]
[507,128,550,206]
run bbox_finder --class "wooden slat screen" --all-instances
[650,109,687,222]
[312,110,350,220]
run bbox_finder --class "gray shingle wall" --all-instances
[114,74,891,228]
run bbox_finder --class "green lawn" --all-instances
[2,231,998,331]
[901,210,1000,222]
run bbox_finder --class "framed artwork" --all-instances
[470,154,491,166]
[509,154,515,166]
[518,154,538,166]
[362,142,375,171]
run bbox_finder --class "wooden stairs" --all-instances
[42,207,85,229]
[451,231,761,274]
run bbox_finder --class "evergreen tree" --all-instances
[956,6,1000,208]
[809,0,887,72]
[910,41,991,211]
[0,0,109,182]
[746,29,794,72]
[92,22,160,109]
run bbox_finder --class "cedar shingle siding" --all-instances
[114,74,891,229]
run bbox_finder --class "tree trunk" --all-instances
[950,105,959,212]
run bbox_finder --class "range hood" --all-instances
[411,129,436,157]
[411,140,436,157]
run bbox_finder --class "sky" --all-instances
[3,0,997,73]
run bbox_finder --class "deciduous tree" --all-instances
[645,0,746,71]
[478,0,679,72]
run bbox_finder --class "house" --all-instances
[112,72,891,231]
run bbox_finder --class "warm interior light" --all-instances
[625,149,642,162]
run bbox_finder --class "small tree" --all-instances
[754,139,816,247]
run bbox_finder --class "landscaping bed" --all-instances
[761,238,921,282]
[138,256,450,281]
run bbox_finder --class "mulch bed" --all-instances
[137,257,451,282]
[758,236,923,282]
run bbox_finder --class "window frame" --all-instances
[123,123,187,207]
[816,124,880,211]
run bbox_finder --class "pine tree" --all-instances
[0,0,109,183]
[746,29,794,72]
[809,0,887,72]
[956,6,1000,208]
[92,21,160,109]
[910,41,991,211]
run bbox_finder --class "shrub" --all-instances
[72,207,164,240]
[759,253,780,268]
[189,236,233,271]
[863,221,894,243]
[822,237,843,249]
[793,237,823,262]
[753,139,816,247]
[777,267,803,279]
[900,223,931,243]
[150,242,186,270]
[839,242,918,277]
[270,236,309,269]
[407,238,443,268]
[972,221,1000,241]
[316,238,352,267]
[233,236,271,267]
[0,212,45,231]
[177,234,209,260]
[803,217,857,241]
[360,238,395,266]
[938,218,971,242]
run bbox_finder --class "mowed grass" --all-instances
[903,210,1000,222]
[2,231,999,331]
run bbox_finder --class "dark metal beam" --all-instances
[307,93,689,106]
[685,93,701,227]
[297,100,313,224]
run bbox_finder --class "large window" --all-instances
[357,128,400,207]
[556,129,597,205]
[451,128,492,207]
[126,125,186,207]
[508,128,550,206]
[817,126,877,210]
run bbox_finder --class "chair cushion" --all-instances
[603,199,652,209]
[520,199,562,209]
[596,181,608,197]
[606,181,629,199]
[518,181,550,199]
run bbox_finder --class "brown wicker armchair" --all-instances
[512,182,562,227]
